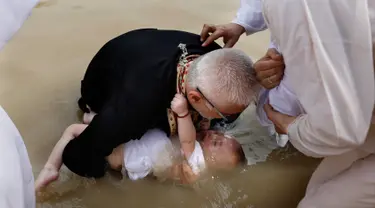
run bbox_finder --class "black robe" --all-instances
[62,28,222,178]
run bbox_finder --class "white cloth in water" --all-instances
[123,128,206,180]
[256,42,304,147]
[0,106,35,208]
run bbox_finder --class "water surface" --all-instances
[0,0,319,207]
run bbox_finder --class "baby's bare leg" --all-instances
[106,144,125,171]
[35,124,88,191]
[83,111,97,124]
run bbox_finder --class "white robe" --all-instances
[235,0,375,206]
[262,0,375,206]
[262,0,375,157]
[0,0,39,207]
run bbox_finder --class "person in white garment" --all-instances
[0,0,39,207]
[201,0,297,146]
[201,0,375,207]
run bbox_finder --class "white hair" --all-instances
[187,48,257,106]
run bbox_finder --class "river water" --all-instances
[0,0,320,207]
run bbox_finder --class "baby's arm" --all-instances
[35,124,88,191]
[171,94,196,158]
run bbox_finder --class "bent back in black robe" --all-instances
[62,28,222,178]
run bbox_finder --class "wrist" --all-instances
[231,21,246,34]
[176,111,190,118]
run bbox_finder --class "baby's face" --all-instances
[201,131,243,170]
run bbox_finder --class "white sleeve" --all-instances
[232,0,267,35]
[268,37,278,50]
[0,0,39,50]
[0,107,35,208]
[266,0,375,158]
[187,142,206,174]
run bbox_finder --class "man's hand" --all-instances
[254,48,285,89]
[171,94,189,116]
[200,23,245,48]
[264,103,296,134]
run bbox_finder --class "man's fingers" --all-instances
[264,103,277,122]
[260,79,278,90]
[223,38,237,48]
[181,162,195,181]
[264,103,296,134]
[274,126,284,134]
[267,48,283,61]
[254,59,284,72]
[271,70,284,82]
[256,65,284,80]
[256,67,277,80]
[264,103,284,125]
[262,69,283,84]
[202,30,223,47]
[200,24,215,42]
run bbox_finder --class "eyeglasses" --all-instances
[196,87,240,122]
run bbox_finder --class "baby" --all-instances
[35,94,246,191]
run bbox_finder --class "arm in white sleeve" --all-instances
[268,36,278,50]
[0,0,39,207]
[0,0,39,50]
[232,0,267,35]
[266,0,374,157]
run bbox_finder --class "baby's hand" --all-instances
[171,93,188,116]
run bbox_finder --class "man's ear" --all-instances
[187,90,202,104]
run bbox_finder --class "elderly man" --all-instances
[61,28,257,178]
[0,0,39,207]
[201,0,375,207]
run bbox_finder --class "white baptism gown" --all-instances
[122,129,206,180]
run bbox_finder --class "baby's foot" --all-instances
[35,165,59,192]
[83,112,97,124]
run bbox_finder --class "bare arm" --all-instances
[177,114,197,159]
[171,94,197,159]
